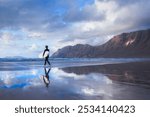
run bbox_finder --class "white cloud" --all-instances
[63,0,150,45]
[0,0,150,57]
[29,44,38,51]
[0,32,14,45]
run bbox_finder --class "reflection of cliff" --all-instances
[61,62,150,86]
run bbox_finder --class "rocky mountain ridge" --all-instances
[52,29,150,58]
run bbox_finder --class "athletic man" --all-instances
[43,45,51,66]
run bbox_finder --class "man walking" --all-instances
[43,45,51,66]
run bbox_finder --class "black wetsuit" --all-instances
[43,49,50,65]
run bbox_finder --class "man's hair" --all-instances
[45,45,48,48]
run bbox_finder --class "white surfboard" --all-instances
[40,75,50,84]
[44,51,49,58]
[43,76,50,84]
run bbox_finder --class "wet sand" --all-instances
[0,60,150,100]
[62,61,150,87]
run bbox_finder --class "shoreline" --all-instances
[0,58,150,71]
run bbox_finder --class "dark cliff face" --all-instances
[52,29,150,58]
[96,29,150,57]
[52,44,95,58]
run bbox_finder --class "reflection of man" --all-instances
[42,67,51,88]
[43,45,51,66]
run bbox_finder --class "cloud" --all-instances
[0,0,58,30]
[63,2,106,22]
[61,0,150,44]
[0,0,150,32]
[114,0,150,29]
[0,0,150,57]
[29,44,38,51]
[0,32,13,44]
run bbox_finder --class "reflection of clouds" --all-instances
[106,78,112,84]
[52,68,86,80]
[88,73,113,85]
[0,69,42,89]
[81,87,107,97]
[31,69,38,75]
[1,73,14,86]
[52,68,114,98]
[81,87,94,96]
[78,73,113,97]
[28,78,42,87]
[0,66,114,99]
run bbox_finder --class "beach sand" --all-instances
[0,60,150,100]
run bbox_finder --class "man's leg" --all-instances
[44,58,47,65]
[46,57,50,65]
[45,57,49,65]
[47,59,51,65]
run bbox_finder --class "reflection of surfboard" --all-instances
[40,75,50,84]
[43,76,50,84]
[44,51,49,58]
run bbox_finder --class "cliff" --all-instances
[52,29,150,58]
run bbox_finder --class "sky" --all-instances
[0,0,150,58]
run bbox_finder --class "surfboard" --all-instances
[44,51,49,58]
